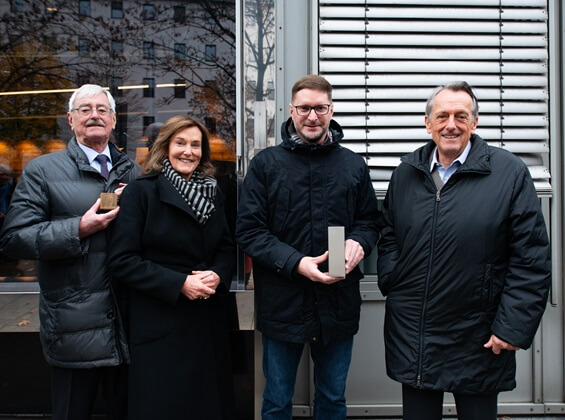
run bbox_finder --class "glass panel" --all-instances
[242,0,276,162]
[0,1,236,290]
[236,0,276,291]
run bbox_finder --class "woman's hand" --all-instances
[181,273,216,300]
[192,270,221,290]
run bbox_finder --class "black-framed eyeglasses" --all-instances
[291,104,332,116]
[71,106,113,117]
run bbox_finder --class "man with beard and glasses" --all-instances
[0,84,139,419]
[236,74,380,419]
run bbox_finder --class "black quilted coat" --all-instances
[0,138,139,368]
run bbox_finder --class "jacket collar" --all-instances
[141,172,222,224]
[280,118,343,153]
[402,134,491,176]
[67,137,134,181]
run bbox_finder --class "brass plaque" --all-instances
[99,192,118,211]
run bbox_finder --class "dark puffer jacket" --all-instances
[236,118,380,344]
[0,138,139,368]
[378,135,551,393]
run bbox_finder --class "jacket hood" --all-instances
[280,117,344,152]
[401,134,491,175]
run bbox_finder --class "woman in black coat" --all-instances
[108,115,236,419]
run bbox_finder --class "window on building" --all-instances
[143,116,156,131]
[173,6,185,23]
[11,0,24,14]
[78,38,90,55]
[111,40,123,57]
[174,43,187,60]
[143,78,155,98]
[111,77,123,98]
[143,41,155,59]
[111,1,123,19]
[143,3,155,21]
[174,78,186,98]
[79,0,90,17]
[205,44,216,62]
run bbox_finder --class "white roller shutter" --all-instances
[318,0,551,198]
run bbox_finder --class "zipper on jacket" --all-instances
[416,191,441,388]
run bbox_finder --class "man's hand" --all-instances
[78,198,120,238]
[484,334,520,355]
[344,239,364,275]
[297,251,343,284]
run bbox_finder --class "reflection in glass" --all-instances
[0,0,237,287]
[239,0,276,290]
[243,0,275,165]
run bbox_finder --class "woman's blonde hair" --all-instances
[141,115,215,177]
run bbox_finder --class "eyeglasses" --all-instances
[292,104,332,116]
[71,106,112,117]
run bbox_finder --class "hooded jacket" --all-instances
[236,118,380,344]
[0,138,139,368]
[377,134,551,393]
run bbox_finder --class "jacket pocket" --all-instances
[259,281,304,323]
[40,287,115,362]
[481,264,493,308]
[271,185,290,235]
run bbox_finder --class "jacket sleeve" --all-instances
[490,165,551,349]
[235,156,304,280]
[376,172,399,296]
[108,184,187,306]
[346,163,381,256]
[0,159,84,261]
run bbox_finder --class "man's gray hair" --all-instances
[68,84,116,112]
[425,81,479,122]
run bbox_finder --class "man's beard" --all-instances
[297,125,327,144]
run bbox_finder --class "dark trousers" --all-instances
[402,384,498,420]
[50,364,127,420]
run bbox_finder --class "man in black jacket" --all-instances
[0,84,139,419]
[378,81,551,419]
[236,74,380,419]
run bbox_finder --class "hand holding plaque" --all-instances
[99,192,118,212]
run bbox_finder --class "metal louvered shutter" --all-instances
[318,0,551,198]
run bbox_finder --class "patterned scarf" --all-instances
[162,158,216,225]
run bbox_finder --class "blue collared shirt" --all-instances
[77,142,113,174]
[429,140,472,184]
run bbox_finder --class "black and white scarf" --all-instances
[162,158,216,225]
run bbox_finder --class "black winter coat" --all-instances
[0,138,139,368]
[107,172,236,419]
[236,118,380,344]
[378,135,551,393]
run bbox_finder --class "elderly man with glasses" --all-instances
[237,74,380,419]
[0,84,139,419]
